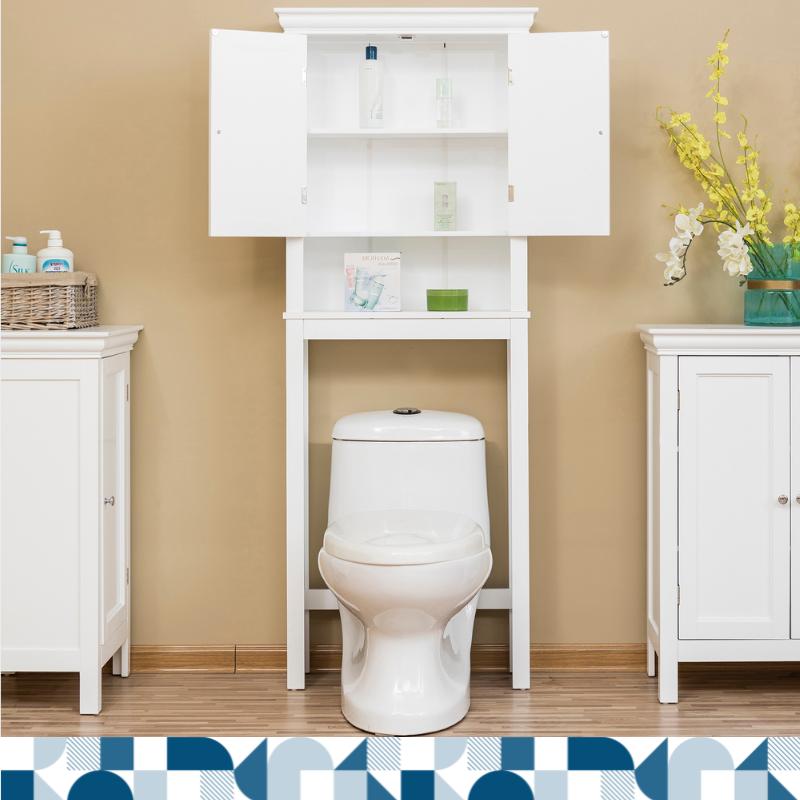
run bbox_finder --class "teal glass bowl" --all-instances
[426,289,468,312]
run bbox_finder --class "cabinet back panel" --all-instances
[678,357,790,640]
[307,137,507,234]
[307,39,508,130]
[303,236,510,311]
[1,379,80,650]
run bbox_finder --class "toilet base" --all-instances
[338,623,476,736]
[319,548,492,736]
[343,691,469,736]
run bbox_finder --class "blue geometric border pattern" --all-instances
[1,737,799,798]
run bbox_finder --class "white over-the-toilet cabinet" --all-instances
[641,326,800,703]
[209,7,610,691]
[1,326,142,714]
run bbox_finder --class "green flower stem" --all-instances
[710,49,749,218]
[672,119,746,219]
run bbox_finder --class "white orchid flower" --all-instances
[656,233,690,282]
[661,257,686,283]
[656,239,688,282]
[717,221,754,277]
[674,203,705,241]
[668,236,688,256]
[656,203,706,284]
[656,236,688,261]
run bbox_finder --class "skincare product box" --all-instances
[434,182,457,231]
[436,77,453,128]
[344,252,401,311]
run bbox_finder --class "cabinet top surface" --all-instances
[639,324,800,354]
[1,325,143,339]
[1,325,142,357]
[275,6,538,34]
[640,324,800,332]
[275,6,539,13]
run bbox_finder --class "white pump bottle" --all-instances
[37,230,74,272]
[359,44,384,128]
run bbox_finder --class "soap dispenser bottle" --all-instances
[37,230,74,272]
[359,44,384,128]
[2,236,37,273]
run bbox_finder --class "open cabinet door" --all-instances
[209,30,307,236]
[508,31,609,236]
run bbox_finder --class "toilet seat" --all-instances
[323,509,486,566]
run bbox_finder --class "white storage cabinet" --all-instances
[209,7,610,690]
[1,326,142,714]
[641,326,800,703]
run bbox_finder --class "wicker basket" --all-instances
[1,272,98,330]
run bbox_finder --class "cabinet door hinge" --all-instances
[677,388,680,411]
[126,384,129,402]
[302,67,307,85]
[677,585,681,605]
[508,184,515,203]
[126,567,130,585]
[507,67,513,85]
[301,186,308,205]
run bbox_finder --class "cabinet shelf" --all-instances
[284,311,530,320]
[305,230,509,238]
[308,128,508,139]
[285,312,529,341]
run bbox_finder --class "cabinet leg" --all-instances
[285,321,308,691]
[508,321,531,691]
[304,611,311,674]
[646,639,656,677]
[658,655,678,703]
[80,664,102,715]
[121,638,130,678]
[112,640,130,677]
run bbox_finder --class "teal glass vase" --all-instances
[744,243,800,326]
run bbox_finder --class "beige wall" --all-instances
[3,0,798,646]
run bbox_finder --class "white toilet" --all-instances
[318,408,492,735]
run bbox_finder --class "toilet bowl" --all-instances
[319,509,492,735]
[319,409,492,735]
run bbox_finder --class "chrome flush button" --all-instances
[393,407,421,415]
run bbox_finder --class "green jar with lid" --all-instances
[426,289,468,312]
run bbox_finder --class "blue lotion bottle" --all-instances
[2,236,37,273]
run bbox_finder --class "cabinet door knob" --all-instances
[104,496,116,507]
[778,495,789,505]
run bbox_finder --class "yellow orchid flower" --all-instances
[656,29,800,276]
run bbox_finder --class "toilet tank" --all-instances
[328,409,490,543]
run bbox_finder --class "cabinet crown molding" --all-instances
[638,324,800,356]
[1,325,143,358]
[275,7,538,35]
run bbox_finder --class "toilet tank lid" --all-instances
[332,409,485,442]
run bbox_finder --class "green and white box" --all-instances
[434,182,457,231]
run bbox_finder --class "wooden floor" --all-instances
[4,665,800,736]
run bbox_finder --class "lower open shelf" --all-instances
[284,312,529,341]
[306,587,512,611]
[283,311,530,320]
